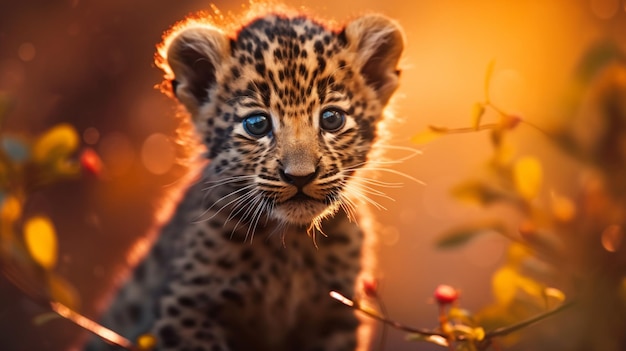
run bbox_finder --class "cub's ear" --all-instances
[344,14,404,105]
[164,25,230,115]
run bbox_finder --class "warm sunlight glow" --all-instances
[329,291,355,307]
[50,302,132,349]
[141,133,175,175]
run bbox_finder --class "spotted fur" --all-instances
[86,7,403,351]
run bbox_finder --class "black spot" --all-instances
[217,258,234,270]
[194,252,210,264]
[337,29,348,47]
[203,239,215,248]
[255,62,266,76]
[133,263,146,282]
[194,330,215,341]
[314,40,324,55]
[159,324,181,348]
[208,221,221,229]
[239,273,252,284]
[166,305,181,317]
[240,249,254,261]
[178,296,196,308]
[304,253,316,268]
[170,80,179,95]
[127,303,142,324]
[181,318,197,328]
[221,289,245,307]
[230,67,240,79]
[273,48,282,60]
[191,276,211,285]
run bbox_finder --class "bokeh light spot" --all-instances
[464,234,506,268]
[83,127,100,145]
[98,132,135,177]
[590,0,619,19]
[17,42,36,62]
[601,225,623,253]
[380,226,400,246]
[141,133,175,175]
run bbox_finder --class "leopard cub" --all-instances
[86,6,404,351]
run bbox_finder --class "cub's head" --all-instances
[157,11,403,227]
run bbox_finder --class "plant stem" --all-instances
[485,301,574,338]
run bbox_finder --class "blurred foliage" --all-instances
[0,93,152,350]
[416,42,626,350]
[0,93,84,310]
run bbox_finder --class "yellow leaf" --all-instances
[471,102,485,130]
[406,333,449,347]
[550,192,576,221]
[24,216,58,269]
[484,60,496,100]
[411,129,441,145]
[507,242,532,266]
[492,267,517,306]
[359,304,381,318]
[137,333,157,350]
[543,287,566,302]
[33,124,79,163]
[48,273,80,310]
[474,327,485,341]
[1,195,22,222]
[516,274,544,299]
[513,156,543,200]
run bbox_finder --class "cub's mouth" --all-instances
[284,192,319,203]
[272,190,334,225]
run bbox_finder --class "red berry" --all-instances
[502,114,522,130]
[434,284,459,305]
[80,148,103,176]
[362,278,378,298]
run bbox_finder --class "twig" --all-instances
[331,291,575,348]
[331,291,445,337]
[484,300,575,338]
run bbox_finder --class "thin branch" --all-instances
[331,291,446,337]
[485,301,575,338]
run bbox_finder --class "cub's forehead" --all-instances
[230,15,347,68]
[234,15,340,47]
[221,15,353,118]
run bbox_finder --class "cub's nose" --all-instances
[279,167,319,189]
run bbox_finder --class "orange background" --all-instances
[0,0,625,350]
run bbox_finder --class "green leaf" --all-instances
[435,221,507,249]
[48,273,80,310]
[33,312,62,326]
[1,136,30,163]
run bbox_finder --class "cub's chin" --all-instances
[272,197,340,227]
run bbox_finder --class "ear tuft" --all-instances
[344,14,404,104]
[164,25,230,114]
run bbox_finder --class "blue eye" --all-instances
[243,114,272,137]
[320,108,346,132]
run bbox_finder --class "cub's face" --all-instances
[159,13,403,226]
